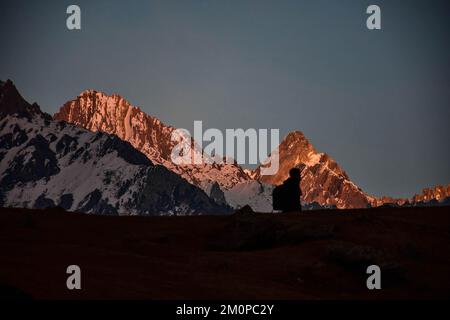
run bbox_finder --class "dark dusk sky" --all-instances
[1,0,449,198]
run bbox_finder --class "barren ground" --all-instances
[0,206,449,299]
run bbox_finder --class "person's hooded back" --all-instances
[282,168,302,212]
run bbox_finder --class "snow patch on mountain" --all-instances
[224,181,274,212]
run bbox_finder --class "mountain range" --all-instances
[0,80,229,215]
[1,80,449,214]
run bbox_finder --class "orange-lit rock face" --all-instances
[412,185,450,203]
[55,90,251,192]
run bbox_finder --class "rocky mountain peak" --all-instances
[283,130,315,153]
[1,79,32,117]
[412,184,450,203]
[0,80,49,120]
[255,130,370,209]
[54,90,251,193]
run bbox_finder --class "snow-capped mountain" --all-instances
[0,80,229,215]
[254,131,372,209]
[54,90,251,195]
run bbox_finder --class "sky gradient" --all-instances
[1,0,449,198]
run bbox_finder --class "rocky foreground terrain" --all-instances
[0,205,449,300]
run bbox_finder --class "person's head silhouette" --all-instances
[289,167,301,181]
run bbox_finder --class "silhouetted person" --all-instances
[273,167,302,212]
